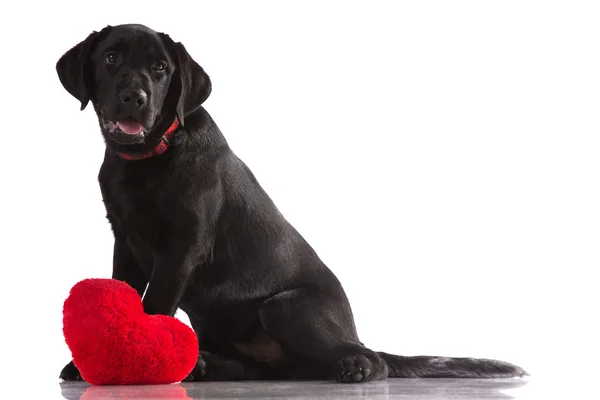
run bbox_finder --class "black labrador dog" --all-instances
[57,24,526,383]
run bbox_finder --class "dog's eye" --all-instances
[152,61,167,71]
[104,53,119,64]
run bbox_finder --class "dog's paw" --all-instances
[335,354,388,383]
[183,357,207,382]
[60,360,83,381]
[335,355,374,383]
[183,352,263,381]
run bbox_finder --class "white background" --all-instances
[1,0,599,396]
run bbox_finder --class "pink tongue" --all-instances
[116,120,143,135]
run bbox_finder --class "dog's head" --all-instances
[56,24,211,148]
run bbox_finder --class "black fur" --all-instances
[56,24,527,383]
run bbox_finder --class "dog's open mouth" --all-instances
[102,116,147,145]
[114,118,144,135]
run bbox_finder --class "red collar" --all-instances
[119,118,180,160]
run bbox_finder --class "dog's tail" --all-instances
[378,352,528,378]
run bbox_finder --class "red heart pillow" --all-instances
[63,278,198,385]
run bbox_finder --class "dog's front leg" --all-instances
[112,232,149,297]
[142,230,206,316]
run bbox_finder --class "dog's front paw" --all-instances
[183,357,207,382]
[60,360,83,381]
[182,352,260,381]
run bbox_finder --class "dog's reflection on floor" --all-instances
[60,378,527,400]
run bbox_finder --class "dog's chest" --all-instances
[100,166,167,242]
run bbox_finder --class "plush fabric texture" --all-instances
[63,278,198,385]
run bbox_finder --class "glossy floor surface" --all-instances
[58,378,541,399]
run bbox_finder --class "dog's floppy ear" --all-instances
[160,34,212,126]
[56,28,108,110]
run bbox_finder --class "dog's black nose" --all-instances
[120,89,148,108]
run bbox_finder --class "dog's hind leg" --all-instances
[258,287,389,383]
